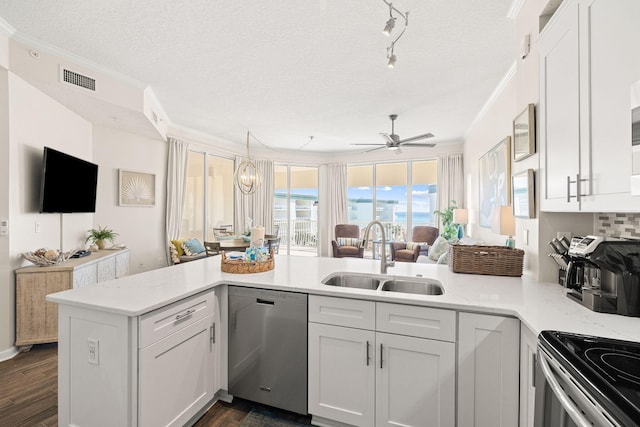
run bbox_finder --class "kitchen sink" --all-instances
[322,273,444,295]
[322,273,382,290]
[380,279,444,295]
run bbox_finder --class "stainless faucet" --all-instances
[362,220,395,274]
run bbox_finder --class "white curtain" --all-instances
[165,137,189,263]
[324,163,348,254]
[234,158,275,234]
[437,152,464,215]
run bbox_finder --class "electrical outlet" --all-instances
[0,220,7,236]
[88,338,100,365]
[35,221,40,233]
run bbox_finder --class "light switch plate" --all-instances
[88,338,100,365]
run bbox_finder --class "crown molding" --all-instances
[0,17,16,37]
[465,60,517,139]
[11,31,146,89]
[507,0,526,20]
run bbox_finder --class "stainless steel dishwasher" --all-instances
[228,286,308,414]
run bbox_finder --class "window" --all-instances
[274,165,319,256]
[347,160,437,255]
[181,151,234,241]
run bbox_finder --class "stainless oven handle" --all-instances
[538,351,593,427]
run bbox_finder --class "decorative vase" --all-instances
[96,240,106,250]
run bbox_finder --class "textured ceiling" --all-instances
[0,0,516,152]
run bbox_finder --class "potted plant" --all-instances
[86,225,119,250]
[434,200,458,240]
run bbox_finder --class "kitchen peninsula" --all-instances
[48,255,640,427]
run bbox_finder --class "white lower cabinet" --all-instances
[308,322,376,426]
[457,312,520,427]
[519,324,538,427]
[139,290,218,427]
[139,314,216,427]
[57,289,219,427]
[376,332,455,427]
[308,296,456,427]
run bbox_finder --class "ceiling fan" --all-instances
[352,114,435,153]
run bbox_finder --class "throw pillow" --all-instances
[406,241,427,251]
[182,238,206,256]
[170,239,185,257]
[169,243,180,264]
[428,236,450,261]
[437,251,449,265]
[336,237,360,247]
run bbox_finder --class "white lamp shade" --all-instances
[452,208,468,225]
[492,206,515,236]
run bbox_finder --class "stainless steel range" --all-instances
[535,330,640,427]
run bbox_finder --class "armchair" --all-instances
[390,226,439,262]
[331,224,364,258]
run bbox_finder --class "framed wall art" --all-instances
[512,169,535,218]
[513,103,536,161]
[479,136,511,228]
[119,169,156,206]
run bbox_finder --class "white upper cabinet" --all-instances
[539,0,582,211]
[581,0,640,210]
[539,0,640,212]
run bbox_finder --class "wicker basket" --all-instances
[448,244,524,277]
[220,250,274,274]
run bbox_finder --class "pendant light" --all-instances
[234,131,262,195]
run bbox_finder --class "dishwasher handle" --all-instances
[256,298,275,306]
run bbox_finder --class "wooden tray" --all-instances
[220,250,274,274]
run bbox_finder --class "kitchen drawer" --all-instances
[376,303,456,342]
[139,290,216,348]
[309,295,375,330]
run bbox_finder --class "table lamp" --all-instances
[492,206,516,248]
[452,208,468,239]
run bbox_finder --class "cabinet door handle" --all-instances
[567,174,588,202]
[532,352,537,388]
[366,341,370,366]
[256,298,275,306]
[175,309,195,321]
[210,322,216,344]
[380,343,384,369]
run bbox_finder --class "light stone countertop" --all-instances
[46,255,640,342]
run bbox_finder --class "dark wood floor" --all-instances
[0,344,311,427]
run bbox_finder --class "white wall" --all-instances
[93,125,168,273]
[462,0,599,280]
[2,72,94,356]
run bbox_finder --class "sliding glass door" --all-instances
[274,165,319,256]
[181,151,234,241]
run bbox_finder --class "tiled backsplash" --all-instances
[596,213,640,239]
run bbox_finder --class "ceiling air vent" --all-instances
[62,68,96,91]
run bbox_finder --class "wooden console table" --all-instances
[15,249,130,350]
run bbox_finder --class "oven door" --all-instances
[534,345,620,427]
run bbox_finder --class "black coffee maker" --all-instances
[565,236,640,316]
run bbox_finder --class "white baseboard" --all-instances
[0,346,19,362]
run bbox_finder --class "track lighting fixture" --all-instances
[381,0,408,67]
[387,51,397,68]
[383,17,396,36]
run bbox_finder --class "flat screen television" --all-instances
[39,147,99,213]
